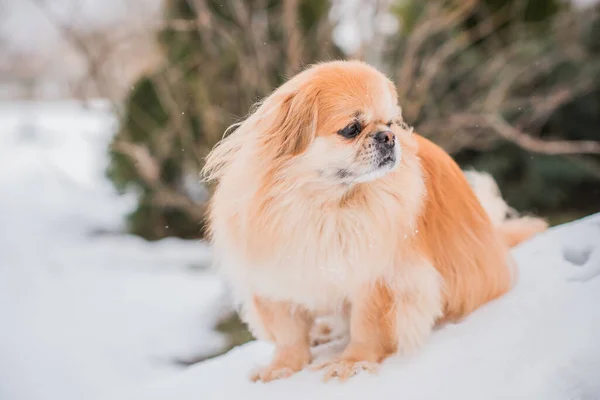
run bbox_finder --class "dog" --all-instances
[202,60,547,382]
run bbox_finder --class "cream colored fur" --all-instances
[203,60,547,383]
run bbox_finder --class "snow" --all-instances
[104,216,600,399]
[0,101,228,400]
[2,100,600,400]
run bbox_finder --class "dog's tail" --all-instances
[464,170,548,248]
[494,216,549,248]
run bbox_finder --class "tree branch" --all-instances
[112,141,206,221]
[484,114,600,155]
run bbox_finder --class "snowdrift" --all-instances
[2,102,598,400]
[107,213,600,400]
[0,102,227,400]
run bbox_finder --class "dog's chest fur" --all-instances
[213,178,423,312]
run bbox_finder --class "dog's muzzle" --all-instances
[374,130,396,167]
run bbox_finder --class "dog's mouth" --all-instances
[377,154,396,168]
[335,169,354,180]
[329,147,400,184]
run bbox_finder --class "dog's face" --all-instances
[258,61,409,185]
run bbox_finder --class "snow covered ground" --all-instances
[0,101,228,400]
[2,100,600,400]
[105,217,600,399]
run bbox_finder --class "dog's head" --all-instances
[205,61,413,187]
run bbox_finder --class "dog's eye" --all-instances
[386,121,394,127]
[338,122,362,139]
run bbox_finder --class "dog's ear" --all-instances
[261,86,319,158]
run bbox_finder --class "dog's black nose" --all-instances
[374,131,394,146]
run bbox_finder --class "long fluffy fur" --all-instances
[203,60,546,382]
[465,170,549,247]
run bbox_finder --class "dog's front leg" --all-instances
[314,282,398,381]
[249,296,313,383]
[316,264,442,382]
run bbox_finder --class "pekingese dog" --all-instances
[202,60,547,382]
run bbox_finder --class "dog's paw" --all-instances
[310,316,349,347]
[250,364,297,383]
[310,321,335,346]
[312,358,379,382]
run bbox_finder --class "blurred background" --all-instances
[0,0,599,399]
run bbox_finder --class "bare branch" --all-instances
[406,4,512,120]
[112,141,206,221]
[484,114,600,155]
[283,0,302,76]
[397,0,478,98]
